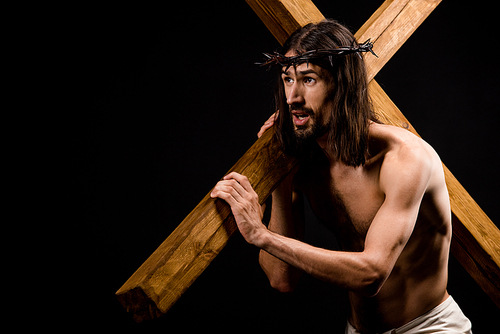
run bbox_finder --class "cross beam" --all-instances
[117,0,499,322]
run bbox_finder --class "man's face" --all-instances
[281,60,334,141]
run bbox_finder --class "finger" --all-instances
[257,111,279,138]
[223,172,249,188]
[211,186,239,207]
[258,123,273,138]
[225,178,248,200]
[224,173,256,199]
[212,178,247,202]
[267,111,278,123]
[272,110,279,121]
[223,171,241,180]
[257,127,269,138]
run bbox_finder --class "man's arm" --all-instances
[259,170,305,293]
[259,145,432,296]
[211,143,432,296]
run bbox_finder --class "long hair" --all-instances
[274,19,379,166]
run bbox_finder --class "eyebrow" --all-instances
[281,69,319,76]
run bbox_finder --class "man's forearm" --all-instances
[258,230,383,296]
[258,189,304,291]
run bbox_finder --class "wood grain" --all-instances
[355,0,441,82]
[246,0,324,45]
[116,129,298,322]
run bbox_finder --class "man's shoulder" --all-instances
[371,123,437,164]
[373,123,440,194]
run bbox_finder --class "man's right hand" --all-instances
[257,111,279,138]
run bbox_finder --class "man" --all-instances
[210,20,472,333]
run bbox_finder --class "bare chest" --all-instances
[297,164,384,250]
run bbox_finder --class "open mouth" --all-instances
[292,112,311,126]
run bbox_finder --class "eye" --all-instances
[283,76,294,85]
[304,77,316,84]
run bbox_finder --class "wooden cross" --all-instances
[116,0,500,322]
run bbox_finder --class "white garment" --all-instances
[345,296,472,334]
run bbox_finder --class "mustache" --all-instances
[289,105,315,115]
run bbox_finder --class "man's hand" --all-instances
[211,172,268,247]
[257,111,279,138]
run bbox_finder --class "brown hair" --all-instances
[273,19,379,166]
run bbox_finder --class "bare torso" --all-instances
[295,123,451,333]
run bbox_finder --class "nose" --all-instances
[286,83,305,106]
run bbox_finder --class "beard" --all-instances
[290,106,330,156]
[294,120,328,140]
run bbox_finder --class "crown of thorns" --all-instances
[257,39,377,70]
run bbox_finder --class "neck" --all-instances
[316,134,327,151]
[315,122,376,167]
[316,134,340,165]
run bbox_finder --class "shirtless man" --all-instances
[211,20,472,333]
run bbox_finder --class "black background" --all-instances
[63,1,499,332]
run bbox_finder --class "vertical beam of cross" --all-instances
[117,0,499,322]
